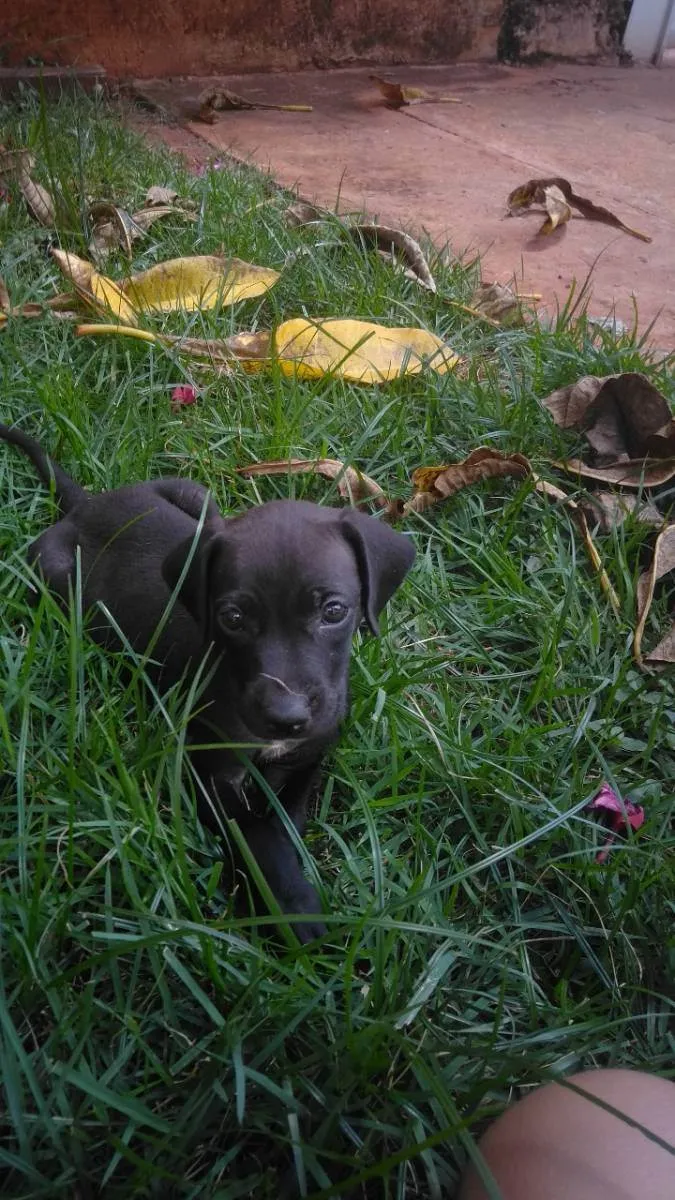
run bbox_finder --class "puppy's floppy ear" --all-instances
[339,510,415,635]
[162,525,228,635]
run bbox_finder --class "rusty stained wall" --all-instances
[1,0,502,77]
[1,0,624,77]
[499,0,629,61]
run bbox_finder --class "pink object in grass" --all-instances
[587,784,645,863]
[171,384,198,408]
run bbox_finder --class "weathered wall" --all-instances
[1,0,625,78]
[2,0,504,77]
[499,0,631,61]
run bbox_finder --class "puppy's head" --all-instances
[162,500,415,746]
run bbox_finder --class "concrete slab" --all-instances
[134,63,675,344]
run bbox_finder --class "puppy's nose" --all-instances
[264,693,312,738]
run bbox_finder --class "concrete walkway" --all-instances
[135,63,675,344]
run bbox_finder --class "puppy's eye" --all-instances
[321,600,348,625]
[218,604,245,632]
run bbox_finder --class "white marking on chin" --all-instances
[260,738,302,762]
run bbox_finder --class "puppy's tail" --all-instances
[0,422,86,512]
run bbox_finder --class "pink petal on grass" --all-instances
[587,783,645,863]
[171,384,198,408]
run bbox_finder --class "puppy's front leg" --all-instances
[237,815,326,943]
[234,761,327,943]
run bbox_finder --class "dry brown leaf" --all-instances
[284,200,330,226]
[539,184,571,236]
[0,149,35,178]
[542,373,675,463]
[74,324,272,371]
[634,524,675,666]
[130,204,196,233]
[556,457,675,489]
[349,224,436,293]
[198,87,312,121]
[533,478,620,612]
[19,172,55,226]
[369,75,462,110]
[88,201,139,258]
[507,177,651,243]
[404,448,531,514]
[237,458,388,510]
[0,275,10,312]
[145,185,178,206]
[468,281,540,327]
[578,492,664,533]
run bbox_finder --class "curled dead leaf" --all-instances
[145,185,178,206]
[507,176,651,243]
[130,204,197,234]
[197,87,312,121]
[578,491,663,533]
[533,477,620,613]
[456,281,541,327]
[405,448,531,514]
[88,201,140,258]
[284,200,331,226]
[369,75,462,110]
[19,172,55,226]
[634,524,675,667]
[542,373,675,463]
[539,184,571,236]
[237,458,388,510]
[349,224,436,292]
[0,149,35,178]
[556,457,675,489]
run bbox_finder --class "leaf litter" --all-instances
[76,317,459,384]
[634,524,675,667]
[0,147,56,226]
[542,372,675,487]
[369,75,462,109]
[507,176,651,243]
[197,88,312,123]
[4,153,670,665]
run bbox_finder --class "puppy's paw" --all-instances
[281,879,327,945]
[292,914,328,945]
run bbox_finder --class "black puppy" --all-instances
[0,423,415,940]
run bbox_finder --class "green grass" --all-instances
[0,88,673,1199]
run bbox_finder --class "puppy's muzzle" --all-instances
[255,673,314,738]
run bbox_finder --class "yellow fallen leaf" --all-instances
[51,249,138,324]
[122,256,280,313]
[74,316,457,383]
[272,318,458,383]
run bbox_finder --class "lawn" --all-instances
[0,89,673,1199]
